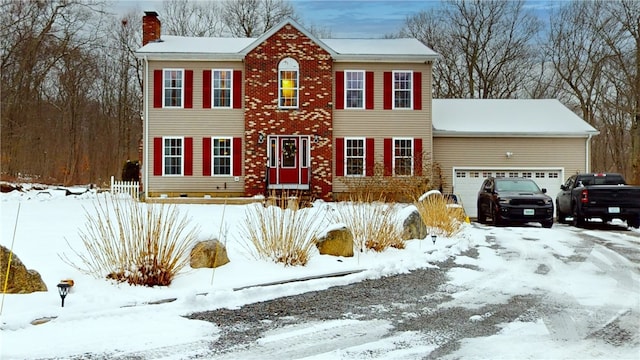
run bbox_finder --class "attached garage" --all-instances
[432,99,599,218]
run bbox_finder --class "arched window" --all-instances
[278,57,298,108]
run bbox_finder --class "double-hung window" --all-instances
[345,71,364,109]
[393,138,413,176]
[212,137,232,175]
[345,138,365,176]
[212,70,232,108]
[163,69,184,107]
[163,137,183,175]
[279,57,299,108]
[393,71,412,109]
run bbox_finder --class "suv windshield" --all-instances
[495,179,541,192]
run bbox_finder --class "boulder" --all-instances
[190,240,230,268]
[402,208,428,240]
[315,226,354,257]
[0,245,47,293]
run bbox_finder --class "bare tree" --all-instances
[400,0,541,99]
[162,0,224,36]
[220,0,297,37]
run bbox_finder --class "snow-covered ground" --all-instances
[0,186,638,359]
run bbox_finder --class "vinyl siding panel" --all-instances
[433,137,588,194]
[332,62,433,194]
[146,60,245,195]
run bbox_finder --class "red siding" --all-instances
[335,71,344,110]
[184,137,193,175]
[233,137,242,176]
[366,138,374,176]
[383,72,392,110]
[203,70,211,109]
[335,138,344,176]
[153,137,162,175]
[413,72,422,110]
[184,70,193,109]
[365,71,374,110]
[414,138,422,176]
[153,70,162,108]
[233,70,242,109]
[383,138,392,176]
[202,137,211,176]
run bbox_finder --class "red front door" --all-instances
[267,135,309,189]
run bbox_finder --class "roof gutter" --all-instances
[432,131,600,138]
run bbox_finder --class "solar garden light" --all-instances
[57,282,71,307]
[431,233,437,245]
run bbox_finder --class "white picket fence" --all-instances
[110,176,140,200]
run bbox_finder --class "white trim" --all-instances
[391,70,413,110]
[211,136,233,176]
[344,137,366,177]
[144,56,149,196]
[344,70,365,110]
[162,68,185,108]
[211,69,233,109]
[162,136,185,176]
[392,137,414,176]
[278,58,299,109]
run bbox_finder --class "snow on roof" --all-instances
[138,35,255,55]
[321,38,437,57]
[432,99,599,137]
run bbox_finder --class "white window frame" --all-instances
[211,137,233,176]
[278,57,299,109]
[392,70,413,110]
[345,137,366,176]
[345,70,365,109]
[163,69,184,108]
[393,137,413,176]
[163,136,184,176]
[212,69,232,108]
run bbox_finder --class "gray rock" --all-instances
[315,226,354,257]
[402,207,428,240]
[0,245,47,293]
[190,240,230,268]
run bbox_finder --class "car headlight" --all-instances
[543,198,553,205]
[498,198,511,205]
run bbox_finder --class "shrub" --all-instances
[239,198,326,266]
[414,191,465,238]
[331,194,404,252]
[63,195,199,286]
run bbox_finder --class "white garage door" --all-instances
[452,169,564,218]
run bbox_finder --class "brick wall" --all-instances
[244,25,333,200]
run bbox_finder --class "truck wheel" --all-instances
[571,205,585,228]
[477,206,486,224]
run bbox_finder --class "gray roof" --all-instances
[432,99,599,137]
[136,18,438,62]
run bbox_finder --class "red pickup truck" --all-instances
[556,173,640,228]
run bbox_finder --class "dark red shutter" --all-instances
[365,71,374,110]
[233,137,242,176]
[203,70,211,109]
[366,138,375,176]
[335,71,344,110]
[413,72,422,110]
[383,72,392,110]
[153,137,163,175]
[335,138,344,176]
[203,137,211,176]
[184,70,193,108]
[184,137,193,175]
[233,70,242,109]
[383,138,392,176]
[414,138,422,176]
[153,70,163,108]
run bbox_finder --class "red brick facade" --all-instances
[244,25,334,200]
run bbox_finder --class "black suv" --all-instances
[477,177,554,228]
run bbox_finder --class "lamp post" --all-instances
[57,283,71,307]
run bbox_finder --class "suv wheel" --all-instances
[477,206,486,224]
[628,217,640,229]
[542,220,553,228]
[491,204,502,226]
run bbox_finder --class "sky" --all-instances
[1,186,638,359]
[113,0,560,38]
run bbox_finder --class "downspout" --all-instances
[586,134,592,172]
[144,55,149,197]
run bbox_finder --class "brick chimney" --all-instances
[142,11,161,46]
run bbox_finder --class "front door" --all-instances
[267,135,310,189]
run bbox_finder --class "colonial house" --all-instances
[135,12,598,217]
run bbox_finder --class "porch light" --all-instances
[258,133,265,144]
[313,134,320,143]
[505,151,514,158]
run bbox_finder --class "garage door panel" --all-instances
[453,169,563,218]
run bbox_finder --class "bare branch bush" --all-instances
[330,194,404,252]
[62,195,199,286]
[238,197,326,266]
